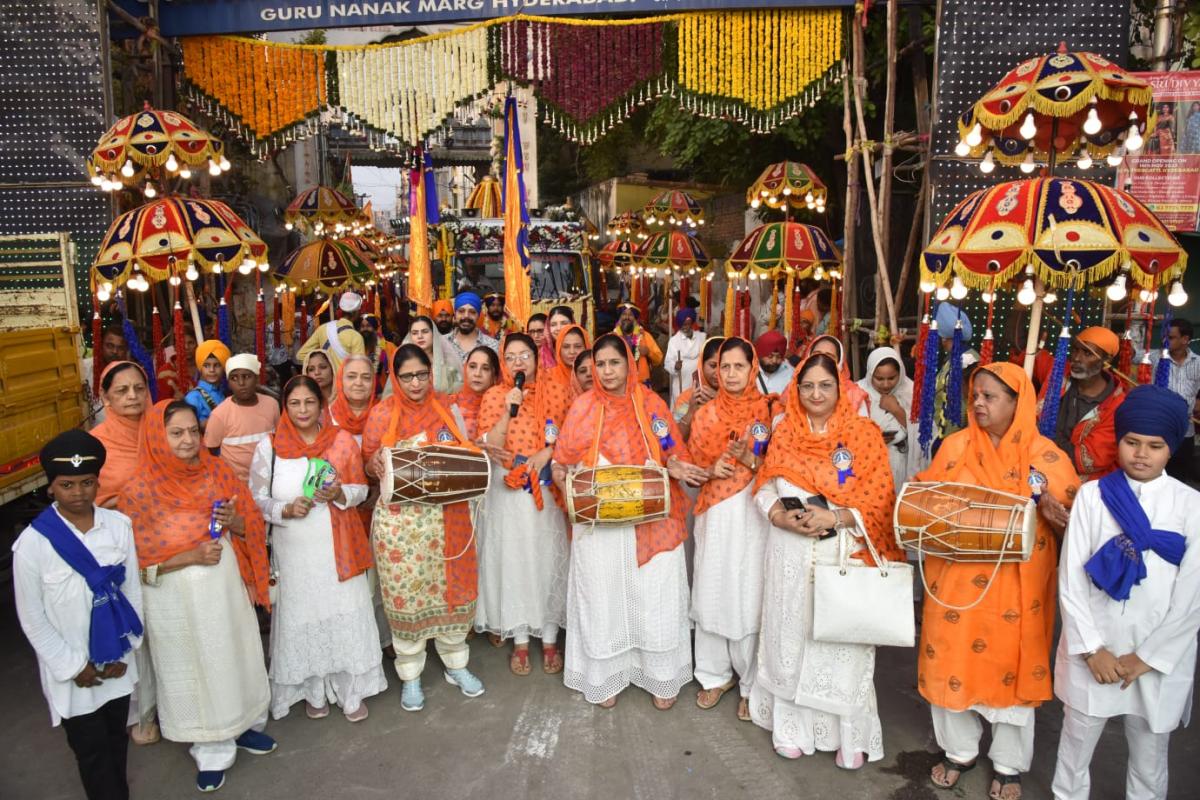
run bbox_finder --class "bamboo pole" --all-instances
[840,58,860,367]
[893,174,927,312]
[878,0,899,319]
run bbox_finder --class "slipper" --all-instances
[652,695,677,711]
[129,720,160,746]
[344,703,369,723]
[736,696,751,722]
[930,756,976,790]
[696,679,737,710]
[542,645,564,674]
[305,701,330,720]
[510,646,532,676]
[489,633,505,648]
[989,774,1022,800]
[835,750,866,770]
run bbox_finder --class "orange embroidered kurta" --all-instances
[915,363,1080,712]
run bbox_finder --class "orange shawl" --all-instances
[553,339,693,566]
[755,373,902,566]
[328,356,376,436]
[478,352,573,469]
[805,335,871,415]
[546,324,591,397]
[451,386,486,440]
[915,362,1080,711]
[273,408,372,582]
[119,399,271,607]
[689,338,776,516]
[92,361,148,506]
[361,368,477,609]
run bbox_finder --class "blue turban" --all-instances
[1115,384,1191,454]
[618,303,640,319]
[454,292,482,312]
[675,307,697,327]
[935,302,972,342]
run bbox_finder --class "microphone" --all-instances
[510,371,525,418]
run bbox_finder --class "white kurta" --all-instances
[250,440,386,718]
[757,362,795,397]
[748,478,885,761]
[1056,473,1200,734]
[474,462,569,640]
[691,484,768,639]
[143,536,269,743]
[665,330,705,408]
[12,506,142,726]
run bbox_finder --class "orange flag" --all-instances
[502,97,532,327]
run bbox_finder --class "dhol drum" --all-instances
[566,465,671,526]
[381,445,490,506]
[894,481,1035,563]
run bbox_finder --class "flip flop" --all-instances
[931,756,976,790]
[510,646,532,676]
[696,679,737,710]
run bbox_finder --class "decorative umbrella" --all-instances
[727,221,842,278]
[642,190,705,228]
[87,103,229,193]
[284,186,363,234]
[955,45,1153,172]
[637,229,710,273]
[274,239,373,294]
[919,177,1186,293]
[466,176,503,217]
[596,238,640,269]
[606,211,647,240]
[746,161,828,213]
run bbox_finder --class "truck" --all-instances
[0,232,88,577]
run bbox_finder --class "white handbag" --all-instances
[812,523,915,648]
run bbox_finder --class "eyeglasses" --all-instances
[396,370,432,384]
[527,326,545,335]
[798,380,837,396]
[504,352,533,364]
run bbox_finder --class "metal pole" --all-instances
[1151,0,1175,71]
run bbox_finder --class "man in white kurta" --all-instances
[1052,385,1200,800]
[665,310,705,408]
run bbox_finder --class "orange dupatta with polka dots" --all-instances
[546,324,591,397]
[119,399,271,607]
[804,335,871,415]
[553,339,693,566]
[361,366,477,609]
[689,338,776,517]
[477,353,573,469]
[914,361,1079,712]
[754,371,901,566]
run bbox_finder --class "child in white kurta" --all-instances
[1052,385,1200,800]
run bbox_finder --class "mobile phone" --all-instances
[779,495,837,538]
[779,496,805,511]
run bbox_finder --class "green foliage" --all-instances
[299,29,327,46]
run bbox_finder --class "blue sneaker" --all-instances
[234,729,277,755]
[444,668,485,698]
[196,770,225,792]
[400,679,425,712]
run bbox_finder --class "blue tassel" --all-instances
[118,307,158,402]
[1154,308,1173,388]
[218,299,231,348]
[946,321,965,430]
[917,320,941,457]
[1038,288,1076,438]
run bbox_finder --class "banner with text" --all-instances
[1119,71,1200,233]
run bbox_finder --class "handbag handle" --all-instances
[836,514,893,577]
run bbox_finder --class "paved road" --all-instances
[1,588,1196,800]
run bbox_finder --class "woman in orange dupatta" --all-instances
[916,362,1078,800]
[674,336,723,441]
[551,334,709,710]
[688,338,776,720]
[451,345,500,440]
[806,334,871,416]
[545,323,591,398]
[91,361,149,508]
[362,344,485,711]
[248,375,384,723]
[118,400,275,788]
[475,332,573,676]
[747,353,902,770]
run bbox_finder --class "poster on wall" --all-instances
[1118,71,1200,232]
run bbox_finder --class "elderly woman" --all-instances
[362,345,485,711]
[119,401,275,793]
[687,338,774,720]
[665,308,706,408]
[403,314,462,395]
[476,333,574,675]
[917,363,1078,800]
[748,352,904,769]
[250,376,384,723]
[552,335,708,710]
[328,354,376,446]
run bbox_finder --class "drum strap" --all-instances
[916,533,1010,612]
[384,396,473,450]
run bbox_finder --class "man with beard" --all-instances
[1046,326,1126,482]
[431,300,455,335]
[445,292,499,361]
[753,330,794,396]
[480,293,518,339]
[615,303,662,385]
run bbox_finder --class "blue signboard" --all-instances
[115,0,852,37]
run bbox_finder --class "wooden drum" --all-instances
[566,465,670,526]
[894,481,1035,563]
[381,445,490,506]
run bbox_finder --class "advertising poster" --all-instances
[1119,71,1200,232]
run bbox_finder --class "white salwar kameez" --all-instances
[691,484,768,696]
[857,347,923,485]
[250,440,387,719]
[474,462,569,644]
[1052,473,1200,800]
[748,478,885,762]
[141,536,270,771]
[665,330,705,408]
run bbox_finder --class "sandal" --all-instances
[930,756,976,789]
[597,695,618,709]
[696,679,737,710]
[835,750,866,770]
[652,695,677,711]
[989,774,1022,800]
[542,645,564,674]
[129,720,160,746]
[509,646,532,676]
[736,696,751,722]
[489,633,505,648]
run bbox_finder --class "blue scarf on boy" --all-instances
[1084,470,1185,601]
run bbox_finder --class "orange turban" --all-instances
[1076,326,1119,359]
[432,299,454,316]
[194,339,230,370]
